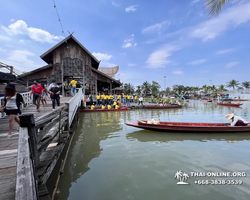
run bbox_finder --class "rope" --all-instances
[52,0,66,37]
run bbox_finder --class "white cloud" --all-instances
[128,63,136,67]
[122,34,137,48]
[112,1,119,7]
[145,44,181,68]
[187,59,207,65]
[125,5,138,13]
[1,20,64,43]
[216,48,236,55]
[92,52,112,61]
[0,47,6,52]
[0,50,41,72]
[0,35,11,41]
[142,21,171,34]
[189,2,250,41]
[172,70,183,75]
[225,62,240,68]
[10,19,15,22]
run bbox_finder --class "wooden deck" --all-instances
[0,97,72,200]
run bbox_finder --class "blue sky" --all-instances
[0,0,250,89]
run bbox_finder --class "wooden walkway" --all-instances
[0,97,72,200]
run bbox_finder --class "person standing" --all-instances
[138,96,144,105]
[69,79,77,96]
[30,80,43,112]
[96,93,100,106]
[49,82,60,110]
[0,84,26,138]
[41,84,48,106]
[151,95,154,103]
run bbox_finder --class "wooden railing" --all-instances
[15,89,82,200]
[66,88,82,127]
[0,91,33,119]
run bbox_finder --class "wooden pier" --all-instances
[0,89,82,200]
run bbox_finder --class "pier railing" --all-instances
[66,88,82,127]
[0,91,33,119]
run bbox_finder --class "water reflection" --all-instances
[56,100,250,200]
[126,130,250,143]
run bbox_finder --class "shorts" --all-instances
[4,109,19,116]
[33,95,41,104]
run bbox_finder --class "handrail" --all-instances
[0,91,32,119]
[66,88,82,127]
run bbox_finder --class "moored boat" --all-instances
[125,120,250,132]
[217,102,242,107]
[80,107,130,112]
[145,104,182,109]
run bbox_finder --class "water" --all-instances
[55,100,250,200]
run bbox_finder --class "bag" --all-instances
[34,92,40,97]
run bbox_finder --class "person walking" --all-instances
[30,80,43,112]
[0,84,26,138]
[69,79,77,96]
[41,84,48,106]
[138,96,144,105]
[49,82,60,110]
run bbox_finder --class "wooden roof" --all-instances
[91,67,121,85]
[40,34,100,65]
[19,64,52,78]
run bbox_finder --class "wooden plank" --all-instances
[0,138,18,151]
[15,127,37,200]
[0,153,17,169]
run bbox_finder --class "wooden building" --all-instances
[20,34,122,95]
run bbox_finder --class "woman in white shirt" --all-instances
[0,84,26,138]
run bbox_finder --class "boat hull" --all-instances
[125,120,250,132]
[217,103,242,107]
[145,105,182,109]
[80,107,130,112]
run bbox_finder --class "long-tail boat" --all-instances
[125,120,250,132]
[217,102,242,107]
[80,106,130,112]
[145,104,182,109]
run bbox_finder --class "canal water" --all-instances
[55,100,250,200]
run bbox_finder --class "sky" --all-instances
[0,0,250,89]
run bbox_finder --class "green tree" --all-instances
[123,83,134,94]
[135,85,142,95]
[165,87,171,96]
[242,81,250,89]
[142,81,151,95]
[205,0,231,16]
[217,85,227,92]
[151,81,161,96]
[227,79,240,90]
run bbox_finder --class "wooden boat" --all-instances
[80,107,130,112]
[200,99,212,102]
[217,102,242,107]
[125,120,250,132]
[145,104,182,109]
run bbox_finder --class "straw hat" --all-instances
[226,113,234,120]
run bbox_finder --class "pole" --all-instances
[61,63,64,96]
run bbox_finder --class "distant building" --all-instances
[20,34,122,95]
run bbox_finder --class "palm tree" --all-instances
[165,87,171,96]
[217,84,227,92]
[151,81,161,96]
[242,81,250,89]
[182,172,189,182]
[227,79,240,90]
[205,0,232,16]
[135,85,142,95]
[142,81,151,95]
[174,170,183,182]
[123,83,134,94]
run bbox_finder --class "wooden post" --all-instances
[20,114,39,169]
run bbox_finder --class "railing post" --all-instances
[20,114,39,169]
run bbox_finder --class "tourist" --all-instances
[96,93,100,106]
[41,85,48,106]
[30,80,43,112]
[69,79,77,96]
[0,84,26,138]
[151,95,154,103]
[134,95,137,103]
[226,113,248,126]
[138,96,143,105]
[49,82,60,110]
[131,95,134,103]
[127,94,131,106]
